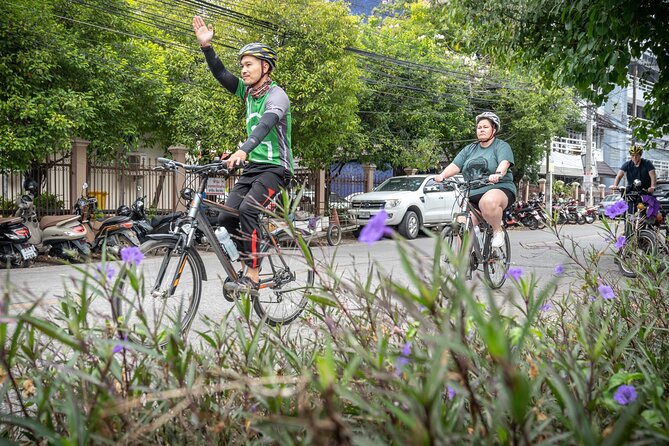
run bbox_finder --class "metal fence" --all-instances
[87,157,178,214]
[1,154,391,219]
[0,153,71,217]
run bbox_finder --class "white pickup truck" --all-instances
[348,175,460,239]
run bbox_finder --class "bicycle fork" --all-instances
[150,242,189,299]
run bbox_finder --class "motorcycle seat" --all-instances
[151,212,182,228]
[40,214,81,230]
[0,216,23,226]
[90,215,131,232]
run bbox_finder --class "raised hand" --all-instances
[192,16,214,48]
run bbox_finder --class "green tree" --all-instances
[0,0,174,172]
[356,0,579,178]
[445,0,669,142]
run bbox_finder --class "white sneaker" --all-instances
[491,231,505,248]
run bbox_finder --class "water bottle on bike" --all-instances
[215,227,239,261]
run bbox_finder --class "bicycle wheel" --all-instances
[440,224,463,276]
[252,232,314,326]
[617,229,656,278]
[326,224,342,246]
[483,228,510,289]
[116,239,203,344]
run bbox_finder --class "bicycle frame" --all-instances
[153,164,299,297]
[450,181,493,263]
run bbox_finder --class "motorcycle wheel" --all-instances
[521,217,539,230]
[577,215,586,225]
[585,214,595,224]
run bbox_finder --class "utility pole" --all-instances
[584,104,593,206]
[545,140,552,213]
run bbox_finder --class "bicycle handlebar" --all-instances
[156,157,242,176]
[443,176,493,190]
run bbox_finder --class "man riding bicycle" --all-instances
[192,16,294,295]
[612,145,656,213]
[434,112,516,248]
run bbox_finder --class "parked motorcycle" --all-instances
[583,206,598,224]
[74,183,140,256]
[14,179,91,262]
[117,195,153,243]
[0,216,37,268]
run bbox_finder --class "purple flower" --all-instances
[614,236,626,249]
[598,283,615,300]
[394,342,412,376]
[447,386,455,400]
[358,210,393,245]
[112,344,123,354]
[540,303,552,312]
[506,267,523,281]
[120,246,144,266]
[641,195,659,218]
[605,200,627,219]
[96,264,116,281]
[553,264,564,275]
[307,216,319,230]
[613,385,637,405]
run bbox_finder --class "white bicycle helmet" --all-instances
[476,112,501,132]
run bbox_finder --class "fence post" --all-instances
[538,179,546,202]
[363,163,376,193]
[315,169,326,216]
[168,145,188,211]
[71,137,90,211]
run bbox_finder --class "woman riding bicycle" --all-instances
[192,16,294,295]
[435,112,516,248]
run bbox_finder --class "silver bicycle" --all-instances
[116,158,314,344]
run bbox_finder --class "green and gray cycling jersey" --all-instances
[234,79,293,174]
[452,139,517,196]
[202,46,293,175]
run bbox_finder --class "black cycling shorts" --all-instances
[469,188,515,209]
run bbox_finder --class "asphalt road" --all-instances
[1,223,617,334]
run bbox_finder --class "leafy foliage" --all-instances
[1,221,668,443]
[446,0,669,142]
[355,0,579,178]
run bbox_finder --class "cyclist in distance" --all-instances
[192,16,294,294]
[612,145,656,207]
[434,112,516,248]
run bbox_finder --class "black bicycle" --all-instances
[116,158,314,343]
[615,180,666,278]
[440,178,511,289]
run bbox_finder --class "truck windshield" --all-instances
[376,177,426,192]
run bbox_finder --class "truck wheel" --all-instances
[398,210,420,240]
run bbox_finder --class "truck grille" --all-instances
[351,201,385,210]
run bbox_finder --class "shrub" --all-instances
[0,222,668,444]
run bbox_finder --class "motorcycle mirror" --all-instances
[82,182,89,190]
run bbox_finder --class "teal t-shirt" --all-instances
[235,80,294,175]
[452,139,516,196]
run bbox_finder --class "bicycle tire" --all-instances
[440,224,464,276]
[115,238,203,345]
[617,229,656,278]
[252,231,314,326]
[326,224,342,246]
[483,228,510,289]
